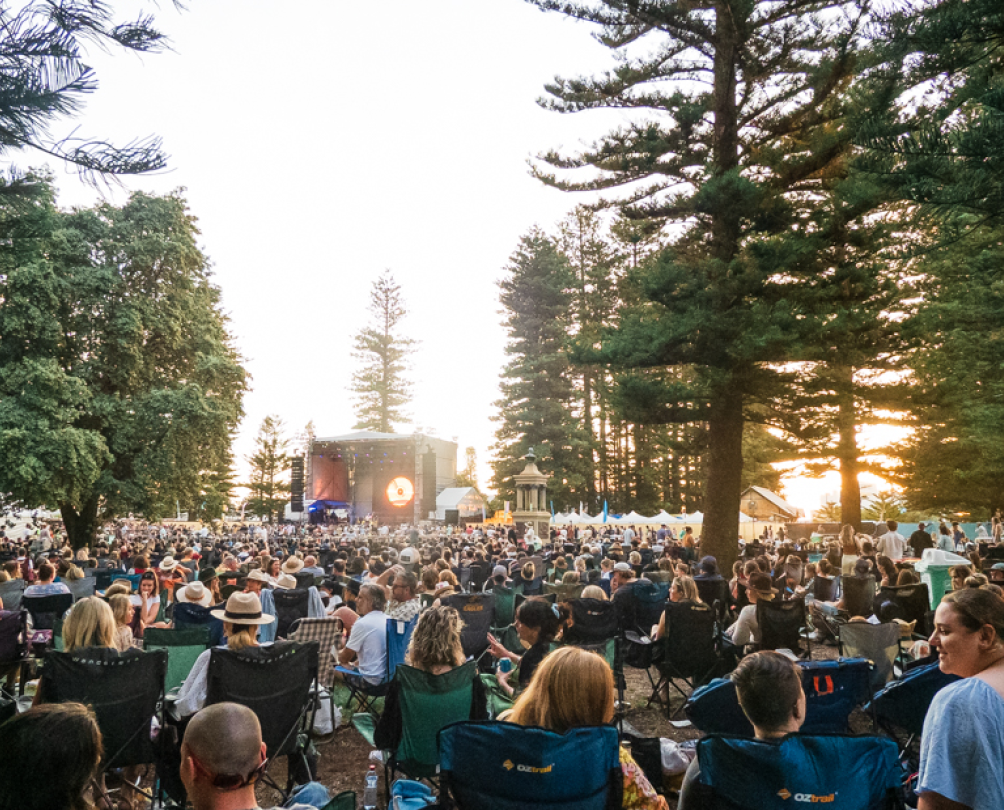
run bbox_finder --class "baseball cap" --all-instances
[492,565,508,578]
[399,547,418,565]
[613,561,633,572]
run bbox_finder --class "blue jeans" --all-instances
[286,781,329,808]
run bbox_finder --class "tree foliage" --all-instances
[350,270,415,434]
[0,1,180,195]
[0,178,247,547]
[244,414,291,523]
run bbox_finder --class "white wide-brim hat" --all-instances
[210,591,275,625]
[176,581,213,608]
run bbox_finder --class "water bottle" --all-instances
[362,763,378,810]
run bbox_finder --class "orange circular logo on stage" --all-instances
[387,477,415,507]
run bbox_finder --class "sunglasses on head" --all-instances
[190,750,268,792]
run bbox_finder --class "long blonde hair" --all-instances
[107,594,132,626]
[508,646,614,733]
[63,597,116,652]
[407,606,465,670]
[672,575,702,603]
[224,622,259,652]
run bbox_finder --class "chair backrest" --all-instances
[874,584,932,633]
[272,589,310,639]
[386,616,418,681]
[289,617,342,688]
[443,593,495,660]
[293,571,315,591]
[109,572,141,592]
[143,626,211,692]
[469,562,491,591]
[756,597,806,652]
[562,598,619,645]
[206,640,319,758]
[65,577,97,602]
[0,579,25,612]
[392,662,479,775]
[23,592,73,630]
[840,575,876,618]
[91,569,113,590]
[41,648,167,769]
[659,600,719,680]
[694,578,730,622]
[439,721,622,810]
[0,609,26,664]
[867,659,961,737]
[172,601,225,647]
[696,734,902,810]
[812,576,837,602]
[544,582,585,602]
[838,622,901,689]
[515,592,556,614]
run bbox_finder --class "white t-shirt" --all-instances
[345,609,388,685]
[877,531,907,561]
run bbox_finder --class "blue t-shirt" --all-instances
[918,677,1004,809]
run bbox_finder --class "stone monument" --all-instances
[512,447,551,539]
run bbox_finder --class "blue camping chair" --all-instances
[172,602,225,647]
[108,572,142,592]
[438,720,622,810]
[686,658,873,735]
[694,734,903,810]
[867,660,960,751]
[334,615,417,715]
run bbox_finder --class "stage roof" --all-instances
[314,430,413,443]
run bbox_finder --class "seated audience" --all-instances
[336,583,388,686]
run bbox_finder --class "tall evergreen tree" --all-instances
[350,270,416,433]
[0,179,247,548]
[491,229,591,508]
[526,0,871,565]
[245,415,291,523]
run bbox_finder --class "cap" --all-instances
[613,562,633,572]
[492,565,508,578]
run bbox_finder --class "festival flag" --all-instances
[603,500,609,523]
[550,500,554,517]
[504,500,510,515]
[482,505,487,523]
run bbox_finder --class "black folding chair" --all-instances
[841,575,877,618]
[637,600,721,717]
[0,609,28,696]
[443,593,495,661]
[874,583,932,636]
[695,578,730,623]
[273,588,310,639]
[756,596,811,657]
[812,575,837,602]
[23,592,73,631]
[206,640,320,801]
[173,601,225,647]
[40,648,167,807]
[0,579,25,612]
[294,571,315,591]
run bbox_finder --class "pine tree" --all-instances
[0,2,176,194]
[245,415,291,523]
[350,271,416,433]
[527,0,871,565]
[491,229,591,508]
[457,447,479,490]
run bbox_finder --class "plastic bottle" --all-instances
[362,763,378,810]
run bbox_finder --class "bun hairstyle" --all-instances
[942,588,1004,646]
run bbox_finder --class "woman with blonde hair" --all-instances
[108,593,141,651]
[508,647,667,810]
[432,569,460,604]
[581,584,608,601]
[62,597,117,653]
[652,575,704,640]
[407,605,466,674]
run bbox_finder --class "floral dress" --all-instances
[620,746,669,810]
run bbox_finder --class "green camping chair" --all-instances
[490,585,516,630]
[419,593,436,611]
[353,661,482,786]
[144,626,211,692]
[544,582,585,602]
[320,791,356,810]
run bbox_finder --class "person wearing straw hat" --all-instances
[176,581,214,609]
[244,569,269,596]
[158,555,186,602]
[281,556,304,577]
[174,592,276,717]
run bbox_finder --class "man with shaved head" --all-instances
[180,702,328,809]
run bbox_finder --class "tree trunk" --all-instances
[701,388,745,568]
[583,368,596,507]
[61,496,100,551]
[836,365,862,530]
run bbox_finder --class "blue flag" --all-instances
[550,500,554,517]
[603,500,609,523]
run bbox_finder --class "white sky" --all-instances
[36,0,877,515]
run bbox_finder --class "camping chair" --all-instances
[438,720,623,810]
[0,609,28,696]
[867,660,961,760]
[23,592,73,653]
[692,734,903,810]
[220,583,242,600]
[756,597,810,657]
[443,593,494,661]
[206,640,320,801]
[294,571,316,590]
[289,616,343,729]
[550,599,622,696]
[468,562,491,592]
[273,588,311,639]
[172,601,225,647]
[635,600,721,717]
[65,577,97,601]
[143,626,211,693]
[514,591,556,614]
[544,582,585,602]
[874,583,933,636]
[695,578,730,623]
[489,585,515,629]
[334,616,417,716]
[108,572,141,591]
[812,575,838,602]
[838,621,902,690]
[88,568,113,590]
[354,661,483,787]
[0,579,25,612]
[419,593,436,611]
[840,575,877,618]
[320,792,357,810]
[41,648,168,808]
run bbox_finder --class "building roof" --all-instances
[743,485,802,517]
[436,487,484,509]
[315,430,413,443]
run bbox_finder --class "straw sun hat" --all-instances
[210,592,275,625]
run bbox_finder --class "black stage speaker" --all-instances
[445,509,460,526]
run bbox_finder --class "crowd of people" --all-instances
[2,513,1004,809]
